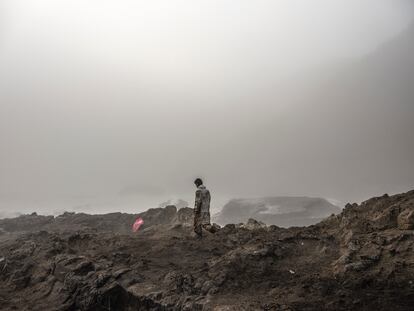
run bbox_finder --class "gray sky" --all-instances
[1,0,414,215]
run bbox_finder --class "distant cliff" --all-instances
[213,196,342,227]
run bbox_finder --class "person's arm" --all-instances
[194,189,202,213]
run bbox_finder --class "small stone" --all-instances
[398,210,414,230]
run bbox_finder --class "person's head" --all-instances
[194,178,203,188]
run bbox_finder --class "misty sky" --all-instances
[1,0,414,215]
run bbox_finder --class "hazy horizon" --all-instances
[1,1,414,217]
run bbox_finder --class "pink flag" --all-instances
[132,217,144,232]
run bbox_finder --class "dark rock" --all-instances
[73,261,95,275]
[398,209,414,230]
[0,190,413,310]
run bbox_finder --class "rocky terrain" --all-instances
[0,190,413,310]
[213,197,341,227]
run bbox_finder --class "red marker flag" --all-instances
[132,217,144,232]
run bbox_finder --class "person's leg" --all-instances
[194,212,202,238]
[200,212,212,233]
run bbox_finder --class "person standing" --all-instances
[193,178,211,238]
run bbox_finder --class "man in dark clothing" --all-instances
[193,178,211,238]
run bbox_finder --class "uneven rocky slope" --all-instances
[0,191,413,310]
[0,205,193,235]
